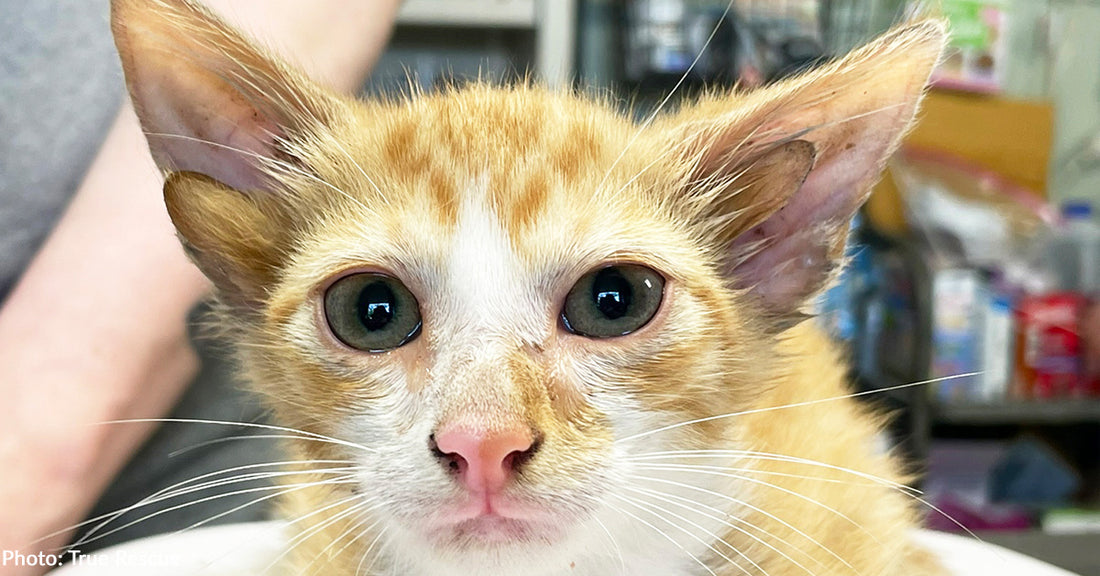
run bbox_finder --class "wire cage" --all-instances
[733,0,909,54]
[612,0,913,89]
[733,0,912,78]
[817,0,910,54]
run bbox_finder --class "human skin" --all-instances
[0,1,400,573]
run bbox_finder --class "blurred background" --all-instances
[372,0,1100,573]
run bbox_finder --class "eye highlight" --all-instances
[324,273,422,352]
[561,264,665,338]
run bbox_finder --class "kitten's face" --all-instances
[252,90,772,562]
[113,0,944,572]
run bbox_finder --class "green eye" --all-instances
[324,273,421,352]
[561,264,665,338]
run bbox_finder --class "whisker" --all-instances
[603,500,718,576]
[627,450,919,494]
[608,120,721,200]
[319,131,388,202]
[728,466,895,489]
[620,494,765,576]
[189,482,364,550]
[135,466,362,510]
[628,474,859,574]
[633,463,879,541]
[591,515,627,576]
[635,459,887,489]
[97,417,375,454]
[594,0,736,196]
[260,495,380,576]
[65,475,358,551]
[30,459,355,547]
[355,527,390,576]
[155,460,357,493]
[631,452,990,548]
[625,484,820,576]
[301,513,385,576]
[891,492,990,547]
[143,132,376,214]
[611,492,748,571]
[169,434,367,458]
[617,372,980,444]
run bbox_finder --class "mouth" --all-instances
[427,496,561,546]
[450,514,544,544]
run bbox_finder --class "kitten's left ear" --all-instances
[670,21,946,327]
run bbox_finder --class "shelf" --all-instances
[932,400,1100,425]
[977,531,1100,576]
[398,0,536,29]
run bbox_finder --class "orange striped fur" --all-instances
[113,1,947,574]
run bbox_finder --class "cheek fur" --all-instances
[566,275,773,450]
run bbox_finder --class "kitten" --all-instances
[112,0,947,574]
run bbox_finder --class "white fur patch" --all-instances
[441,178,543,346]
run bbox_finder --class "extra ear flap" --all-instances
[674,20,946,327]
[112,0,343,310]
[164,173,291,311]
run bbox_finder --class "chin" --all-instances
[442,516,560,547]
[404,515,582,576]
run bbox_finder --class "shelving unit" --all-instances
[398,0,536,28]
[855,235,1100,576]
[981,531,1100,576]
[390,0,577,89]
[933,401,1100,426]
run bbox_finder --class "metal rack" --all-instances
[818,0,908,54]
[933,400,1100,425]
[392,0,576,88]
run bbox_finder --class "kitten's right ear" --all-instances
[112,0,345,311]
[111,0,343,192]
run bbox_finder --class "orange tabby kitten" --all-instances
[112,0,947,574]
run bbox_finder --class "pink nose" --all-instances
[431,425,537,494]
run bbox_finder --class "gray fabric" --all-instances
[0,0,124,301]
[1,0,281,552]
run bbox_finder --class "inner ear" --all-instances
[112,0,343,192]
[665,20,945,328]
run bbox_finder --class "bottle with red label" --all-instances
[1015,292,1086,398]
[1015,202,1100,398]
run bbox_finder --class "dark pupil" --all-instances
[357,282,396,331]
[592,268,632,320]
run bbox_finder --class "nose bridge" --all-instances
[434,339,540,430]
[430,343,547,495]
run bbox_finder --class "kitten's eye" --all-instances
[561,264,665,338]
[324,273,422,352]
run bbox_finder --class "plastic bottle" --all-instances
[1014,202,1100,398]
[1057,202,1100,397]
[980,270,1014,402]
[1045,202,1100,294]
